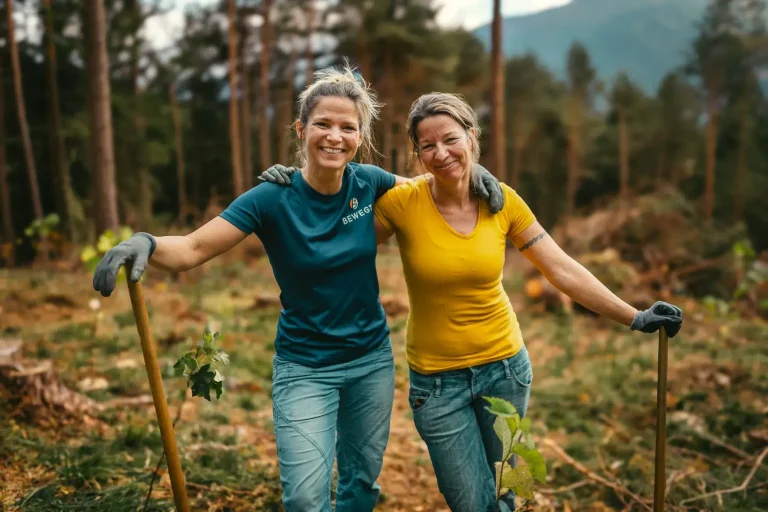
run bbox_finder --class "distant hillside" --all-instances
[473,0,710,92]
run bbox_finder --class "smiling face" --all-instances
[416,114,476,184]
[296,96,362,172]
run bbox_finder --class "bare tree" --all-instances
[260,0,274,172]
[84,0,119,234]
[227,0,244,196]
[6,0,43,219]
[490,0,506,181]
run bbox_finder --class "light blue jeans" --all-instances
[271,339,395,512]
[408,345,533,512]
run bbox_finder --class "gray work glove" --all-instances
[471,164,504,214]
[630,301,683,338]
[92,232,156,297]
[259,165,298,185]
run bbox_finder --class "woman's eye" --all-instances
[315,122,328,127]
[343,126,356,132]
[446,138,458,144]
[421,145,434,151]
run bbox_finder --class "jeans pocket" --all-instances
[509,350,533,388]
[408,384,433,412]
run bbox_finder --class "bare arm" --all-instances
[374,217,394,245]
[510,221,638,326]
[149,217,249,272]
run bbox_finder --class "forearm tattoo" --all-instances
[518,232,546,252]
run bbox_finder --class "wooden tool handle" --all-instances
[653,327,669,512]
[126,272,190,512]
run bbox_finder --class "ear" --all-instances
[295,121,304,140]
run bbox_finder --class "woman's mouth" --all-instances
[320,147,345,154]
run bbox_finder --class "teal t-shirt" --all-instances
[219,162,396,367]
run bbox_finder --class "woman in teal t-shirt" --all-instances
[91,66,504,512]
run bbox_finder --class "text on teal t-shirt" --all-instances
[219,162,396,367]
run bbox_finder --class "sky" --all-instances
[145,0,573,51]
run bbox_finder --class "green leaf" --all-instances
[190,364,217,401]
[524,433,536,451]
[512,444,548,483]
[495,460,514,496]
[212,379,224,400]
[519,417,532,433]
[173,357,186,377]
[183,353,199,375]
[483,396,519,418]
[500,465,535,500]
[493,416,513,461]
[506,416,519,435]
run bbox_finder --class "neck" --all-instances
[302,162,345,195]
[430,168,473,208]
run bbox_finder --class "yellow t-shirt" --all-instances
[374,180,536,374]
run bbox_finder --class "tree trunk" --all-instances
[6,0,43,220]
[733,104,750,222]
[84,0,119,235]
[279,46,298,164]
[703,95,718,222]
[259,0,273,173]
[566,126,580,217]
[169,82,186,220]
[240,29,253,190]
[43,0,73,239]
[305,1,314,87]
[358,26,371,82]
[0,59,14,264]
[490,0,506,181]
[618,109,630,201]
[130,0,151,226]
[382,49,394,168]
[510,136,524,190]
[227,0,244,197]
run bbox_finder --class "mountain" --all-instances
[472,0,710,92]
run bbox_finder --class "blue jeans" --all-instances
[271,339,395,512]
[408,345,533,512]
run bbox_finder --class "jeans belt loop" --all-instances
[502,358,512,380]
[434,377,442,398]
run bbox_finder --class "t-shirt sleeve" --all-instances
[374,179,418,234]
[501,184,537,237]
[358,164,396,199]
[218,184,273,235]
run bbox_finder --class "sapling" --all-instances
[143,326,229,510]
[484,396,547,510]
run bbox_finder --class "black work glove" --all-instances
[92,232,156,297]
[259,165,298,185]
[630,301,683,338]
[471,164,504,214]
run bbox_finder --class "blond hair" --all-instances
[295,64,381,165]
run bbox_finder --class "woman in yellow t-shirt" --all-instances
[373,93,683,512]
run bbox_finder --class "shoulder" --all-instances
[348,162,393,184]
[377,176,427,208]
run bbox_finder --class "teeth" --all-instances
[321,148,343,154]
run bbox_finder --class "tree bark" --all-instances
[305,0,314,87]
[0,59,14,264]
[43,0,73,239]
[618,109,630,201]
[510,136,524,190]
[227,0,244,197]
[382,49,394,169]
[240,25,253,190]
[733,105,750,222]
[259,0,273,173]
[84,0,119,235]
[130,0,151,226]
[566,125,580,217]
[169,82,186,220]
[703,95,718,222]
[279,45,298,164]
[6,0,43,220]
[490,0,506,181]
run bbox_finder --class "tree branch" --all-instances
[679,446,768,506]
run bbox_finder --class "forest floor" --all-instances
[1,245,767,511]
